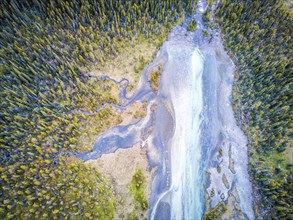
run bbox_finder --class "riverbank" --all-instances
[86,143,154,219]
[201,36,254,219]
[214,1,293,218]
[219,29,265,218]
[75,37,170,218]
[215,12,269,220]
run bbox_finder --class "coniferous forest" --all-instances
[1,0,292,219]
[0,0,194,219]
[216,0,292,218]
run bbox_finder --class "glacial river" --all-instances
[151,41,204,220]
[77,0,255,219]
[149,24,206,220]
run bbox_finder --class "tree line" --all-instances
[0,0,196,218]
[216,0,292,218]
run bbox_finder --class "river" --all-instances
[150,36,204,219]
[76,0,255,219]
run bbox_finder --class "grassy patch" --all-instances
[129,169,149,211]
[77,106,122,152]
[204,29,209,37]
[148,65,162,92]
[187,20,197,31]
[204,202,227,220]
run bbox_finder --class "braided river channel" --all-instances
[77,0,255,219]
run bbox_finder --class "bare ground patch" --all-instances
[86,143,155,219]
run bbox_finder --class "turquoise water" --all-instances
[149,29,205,219]
[170,48,204,219]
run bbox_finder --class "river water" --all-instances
[150,0,255,218]
[76,0,255,219]
[153,38,204,219]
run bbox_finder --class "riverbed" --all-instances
[76,0,255,219]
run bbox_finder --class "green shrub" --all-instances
[129,169,149,211]
[187,20,197,31]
